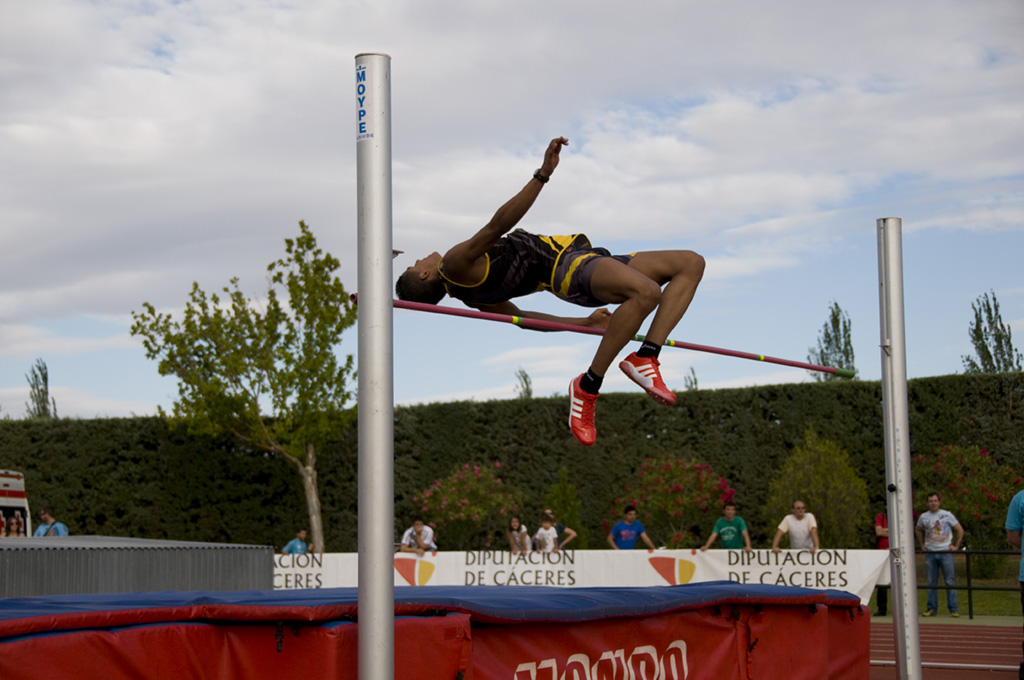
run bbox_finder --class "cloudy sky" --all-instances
[1,0,1022,419]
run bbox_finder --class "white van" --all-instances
[0,470,32,537]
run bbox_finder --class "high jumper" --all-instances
[396,136,705,446]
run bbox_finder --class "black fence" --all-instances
[909,548,1021,620]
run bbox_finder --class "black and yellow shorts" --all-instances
[551,245,633,308]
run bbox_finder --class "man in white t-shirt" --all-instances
[771,500,819,553]
[399,518,438,557]
[915,492,964,617]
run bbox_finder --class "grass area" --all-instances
[867,553,1022,617]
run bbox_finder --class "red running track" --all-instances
[870,623,1022,679]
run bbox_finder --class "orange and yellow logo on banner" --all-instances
[394,554,436,586]
[649,555,697,585]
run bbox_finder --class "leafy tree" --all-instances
[130,221,356,550]
[683,367,698,391]
[807,301,857,381]
[962,290,1023,373]
[764,429,870,548]
[25,358,57,419]
[605,453,736,549]
[514,367,533,399]
[545,466,589,549]
[413,462,522,550]
[912,444,1023,576]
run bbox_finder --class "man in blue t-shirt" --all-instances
[33,506,69,537]
[1005,489,1024,679]
[607,505,656,550]
[281,529,308,555]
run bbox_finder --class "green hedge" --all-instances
[1,373,1021,552]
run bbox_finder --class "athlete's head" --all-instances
[396,253,445,304]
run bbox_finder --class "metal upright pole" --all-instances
[355,52,394,680]
[877,217,922,680]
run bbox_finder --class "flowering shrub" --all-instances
[412,462,522,550]
[603,455,736,548]
[912,445,1023,552]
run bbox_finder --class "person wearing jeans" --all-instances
[914,492,964,617]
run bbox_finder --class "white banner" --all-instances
[275,549,889,604]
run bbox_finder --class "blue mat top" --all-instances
[0,582,857,628]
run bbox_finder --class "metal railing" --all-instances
[912,548,1020,620]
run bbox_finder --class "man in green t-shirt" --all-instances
[700,503,752,551]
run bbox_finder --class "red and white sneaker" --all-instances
[568,374,598,446]
[619,352,676,405]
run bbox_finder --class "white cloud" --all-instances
[0,323,137,360]
[2,0,1023,414]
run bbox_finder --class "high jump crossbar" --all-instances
[387,298,855,378]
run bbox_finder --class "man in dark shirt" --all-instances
[397,137,705,446]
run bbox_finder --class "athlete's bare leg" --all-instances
[586,250,705,376]
[626,250,705,346]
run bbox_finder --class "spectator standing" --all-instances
[400,518,437,557]
[543,508,578,550]
[607,505,656,550]
[874,511,890,616]
[507,515,529,555]
[282,529,308,555]
[700,502,752,552]
[33,507,68,537]
[771,500,819,553]
[914,492,963,618]
[1005,488,1024,679]
[534,515,559,553]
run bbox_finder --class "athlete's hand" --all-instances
[584,308,612,329]
[539,137,569,177]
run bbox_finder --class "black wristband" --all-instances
[533,169,549,184]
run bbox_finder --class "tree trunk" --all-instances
[299,442,325,551]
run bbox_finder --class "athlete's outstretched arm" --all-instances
[441,137,568,281]
[476,300,611,331]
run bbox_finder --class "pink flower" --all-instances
[494,461,503,468]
